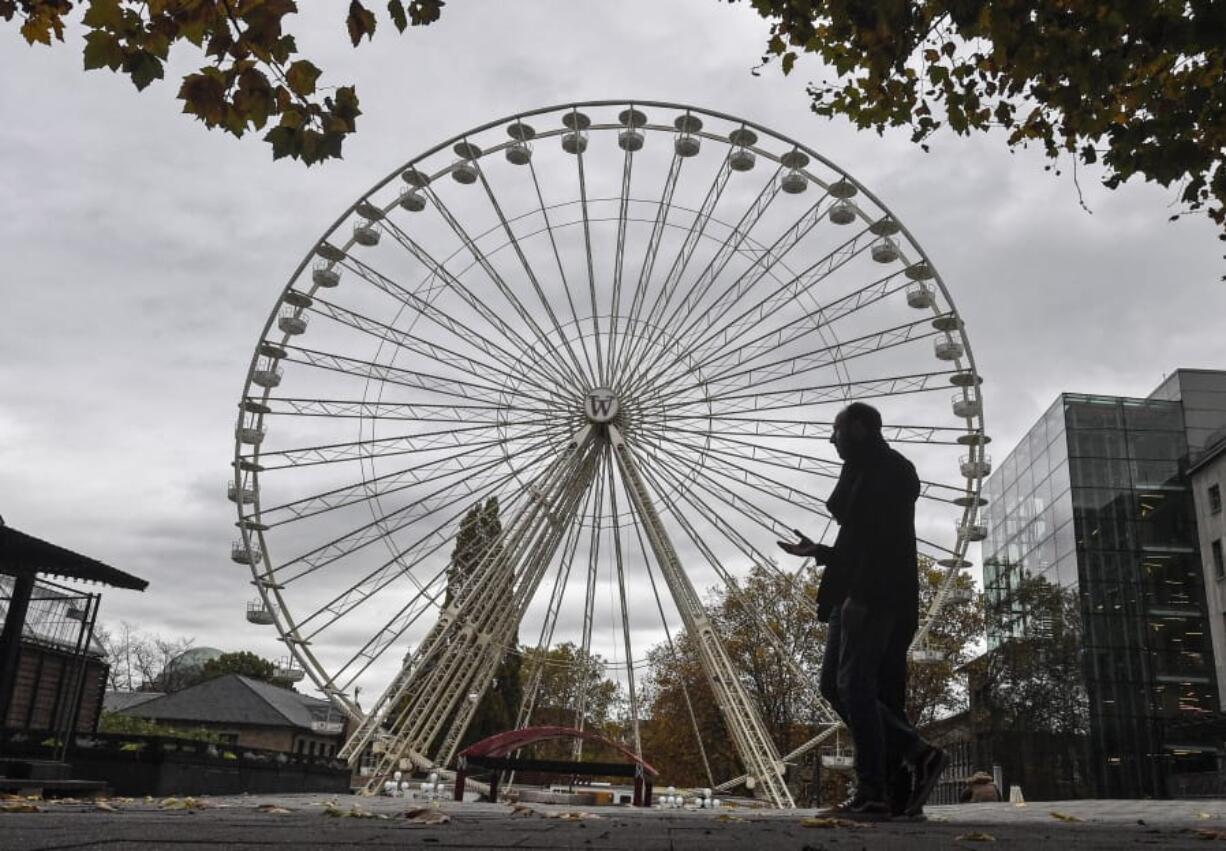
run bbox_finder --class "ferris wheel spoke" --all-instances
[605,459,642,755]
[573,451,607,736]
[574,139,606,383]
[622,494,716,785]
[644,424,968,506]
[610,154,682,383]
[279,344,561,409]
[623,189,837,397]
[643,430,967,559]
[250,418,559,471]
[331,250,542,381]
[474,167,594,387]
[304,293,568,404]
[420,185,587,392]
[657,417,968,446]
[633,432,819,537]
[617,154,735,384]
[272,436,559,581]
[525,160,597,384]
[291,484,538,641]
[516,479,597,729]
[641,316,939,412]
[631,455,839,717]
[628,217,876,399]
[638,271,911,407]
[258,397,531,425]
[328,565,450,691]
[618,161,784,389]
[684,271,911,385]
[604,147,634,382]
[664,369,958,418]
[255,434,542,527]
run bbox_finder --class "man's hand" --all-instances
[776,529,835,564]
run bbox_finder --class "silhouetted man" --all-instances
[778,402,947,818]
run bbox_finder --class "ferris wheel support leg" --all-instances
[351,430,599,795]
[714,723,842,794]
[608,425,794,809]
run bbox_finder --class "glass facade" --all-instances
[982,393,1219,798]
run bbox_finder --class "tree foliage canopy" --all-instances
[641,561,983,791]
[7,1,1223,250]
[2,0,443,163]
[740,0,1226,243]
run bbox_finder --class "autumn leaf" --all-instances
[387,0,408,32]
[82,30,124,71]
[285,59,321,97]
[81,0,123,29]
[346,0,377,45]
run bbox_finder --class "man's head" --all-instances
[831,402,883,460]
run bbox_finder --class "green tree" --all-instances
[442,497,520,751]
[974,572,1089,736]
[738,0,1226,257]
[517,641,621,760]
[641,560,983,790]
[193,650,293,689]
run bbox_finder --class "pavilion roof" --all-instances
[0,523,147,590]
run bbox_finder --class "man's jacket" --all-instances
[815,436,921,627]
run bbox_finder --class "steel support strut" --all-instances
[340,426,598,793]
[608,425,794,808]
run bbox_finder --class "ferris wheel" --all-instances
[229,100,988,807]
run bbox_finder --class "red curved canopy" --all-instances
[459,725,658,776]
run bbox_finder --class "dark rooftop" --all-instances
[0,522,147,590]
[120,674,341,731]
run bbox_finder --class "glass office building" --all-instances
[981,388,1221,798]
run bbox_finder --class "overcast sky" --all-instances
[3,1,1225,698]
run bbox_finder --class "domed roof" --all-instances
[165,646,224,673]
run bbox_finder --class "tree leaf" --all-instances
[285,59,321,97]
[82,0,124,30]
[82,30,124,71]
[387,0,408,32]
[346,0,377,45]
[124,51,165,91]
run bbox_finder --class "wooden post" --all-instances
[0,570,35,728]
[453,756,467,802]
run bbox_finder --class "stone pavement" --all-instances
[3,793,1226,849]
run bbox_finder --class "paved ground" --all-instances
[3,794,1226,849]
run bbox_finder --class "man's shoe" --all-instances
[820,792,889,819]
[904,746,950,817]
[887,765,913,818]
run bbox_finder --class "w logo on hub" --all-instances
[585,389,620,424]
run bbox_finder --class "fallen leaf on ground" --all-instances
[545,811,603,820]
[94,801,120,812]
[1199,813,1216,820]
[1012,802,1027,808]
[509,803,537,817]
[1050,811,1082,822]
[955,831,996,842]
[403,807,451,824]
[1194,828,1226,840]
[255,804,293,814]
[716,813,746,822]
[0,801,43,813]
[801,817,872,830]
[55,797,79,804]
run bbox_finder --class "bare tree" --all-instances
[96,621,194,692]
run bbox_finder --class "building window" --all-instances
[1214,539,1225,580]
[1211,484,1222,514]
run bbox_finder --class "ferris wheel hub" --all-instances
[583,387,620,424]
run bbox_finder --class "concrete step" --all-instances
[0,759,73,780]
